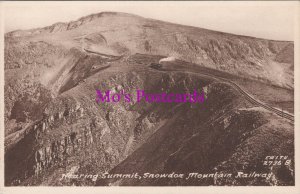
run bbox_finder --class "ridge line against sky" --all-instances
[2,1,297,41]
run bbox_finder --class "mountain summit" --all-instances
[5,11,293,88]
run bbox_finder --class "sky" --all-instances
[2,1,297,41]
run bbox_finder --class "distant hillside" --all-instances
[5,12,294,89]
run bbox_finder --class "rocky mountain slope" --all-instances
[4,12,294,186]
[6,12,294,88]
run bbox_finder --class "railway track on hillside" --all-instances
[226,79,294,121]
[151,65,294,122]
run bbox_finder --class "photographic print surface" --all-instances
[2,1,296,187]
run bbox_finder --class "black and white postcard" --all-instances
[0,1,299,194]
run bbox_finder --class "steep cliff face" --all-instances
[96,83,294,186]
[4,12,294,186]
[5,66,214,185]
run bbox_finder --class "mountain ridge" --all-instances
[5,11,294,43]
[5,11,294,89]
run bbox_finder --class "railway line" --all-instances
[151,64,294,122]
